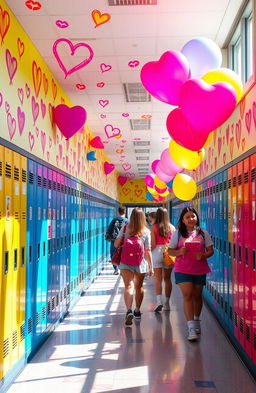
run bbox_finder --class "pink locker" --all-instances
[232,164,239,340]
[250,154,256,364]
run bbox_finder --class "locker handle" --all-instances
[4,251,8,274]
[245,247,248,267]
[37,243,40,260]
[21,247,25,267]
[48,239,51,256]
[253,250,256,271]
[14,248,18,271]
[43,241,46,257]
[233,243,236,260]
[29,245,32,263]
[228,242,231,258]
[238,245,242,263]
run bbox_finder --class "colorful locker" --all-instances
[59,174,66,317]
[227,166,234,331]
[46,168,53,327]
[41,166,48,333]
[55,172,61,321]
[250,154,256,364]
[232,164,239,340]
[51,170,58,323]
[65,176,71,309]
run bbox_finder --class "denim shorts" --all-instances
[175,272,206,285]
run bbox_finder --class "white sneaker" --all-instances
[194,320,201,334]
[163,302,170,311]
[154,303,163,312]
[187,327,198,341]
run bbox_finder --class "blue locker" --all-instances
[46,168,53,328]
[41,166,48,333]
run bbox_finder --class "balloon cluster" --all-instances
[141,37,243,201]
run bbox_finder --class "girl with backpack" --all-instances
[114,207,154,326]
[151,208,176,312]
[168,207,214,341]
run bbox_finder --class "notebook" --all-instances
[184,240,201,252]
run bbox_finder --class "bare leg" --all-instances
[178,282,194,321]
[154,268,163,295]
[193,284,204,317]
[134,273,146,310]
[163,268,173,298]
[121,269,135,310]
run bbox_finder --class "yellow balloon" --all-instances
[158,189,170,197]
[202,68,243,102]
[173,173,197,201]
[203,132,212,147]
[169,140,205,170]
[147,186,158,196]
[154,176,166,190]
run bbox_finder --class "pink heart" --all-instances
[118,176,128,186]
[140,51,190,105]
[41,99,46,118]
[126,172,135,179]
[31,96,39,124]
[180,79,237,134]
[99,99,109,108]
[100,114,106,119]
[17,106,25,135]
[90,136,104,149]
[18,88,24,104]
[41,131,46,153]
[104,161,115,175]
[100,63,112,73]
[7,112,16,140]
[54,104,87,139]
[6,49,17,84]
[28,131,34,150]
[128,60,139,68]
[56,20,69,28]
[0,92,2,107]
[245,109,251,134]
[105,124,121,139]
[5,101,10,113]
[52,38,94,78]
[97,82,105,88]
[122,113,129,117]
[122,162,132,171]
[25,83,30,98]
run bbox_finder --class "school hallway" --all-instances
[7,265,256,393]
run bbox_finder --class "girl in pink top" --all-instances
[151,208,176,312]
[168,207,214,341]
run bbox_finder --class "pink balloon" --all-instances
[155,186,167,194]
[104,162,115,175]
[159,149,183,176]
[180,79,237,134]
[140,51,190,105]
[118,176,127,186]
[52,38,94,78]
[90,136,104,149]
[54,104,86,139]
[151,160,160,174]
[155,162,174,183]
[153,195,164,202]
[166,108,209,151]
[144,174,155,187]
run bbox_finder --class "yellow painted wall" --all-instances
[119,179,155,204]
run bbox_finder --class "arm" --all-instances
[168,247,188,257]
[145,250,154,277]
[195,245,214,261]
[151,226,156,251]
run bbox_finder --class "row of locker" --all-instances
[171,152,256,376]
[0,145,117,383]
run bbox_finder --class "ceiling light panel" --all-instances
[124,83,151,103]
[130,119,151,130]
[108,0,157,5]
[133,141,150,146]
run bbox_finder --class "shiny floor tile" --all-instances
[7,266,256,393]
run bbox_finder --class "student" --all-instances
[114,207,153,325]
[168,207,214,341]
[106,206,128,275]
[151,208,176,312]
[148,211,156,227]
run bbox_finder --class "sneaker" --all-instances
[187,327,198,341]
[194,320,201,334]
[125,310,133,326]
[163,302,170,311]
[113,270,119,275]
[133,309,142,319]
[154,303,163,312]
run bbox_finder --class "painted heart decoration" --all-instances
[118,176,127,186]
[89,136,104,149]
[140,50,190,106]
[54,104,87,139]
[87,151,96,161]
[180,79,237,134]
[104,162,115,175]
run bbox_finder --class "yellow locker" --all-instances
[1,147,13,377]
[0,145,4,378]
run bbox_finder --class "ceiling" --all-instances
[6,0,244,179]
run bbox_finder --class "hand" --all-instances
[148,268,154,278]
[179,247,188,256]
[195,252,204,261]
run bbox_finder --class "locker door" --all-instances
[66,176,71,308]
[222,170,230,329]
[59,174,65,317]
[232,164,239,340]
[41,166,48,333]
[51,171,58,322]
[47,168,53,327]
[250,154,256,364]
[55,173,61,320]
[227,167,234,331]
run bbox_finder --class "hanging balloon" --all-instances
[140,51,190,105]
[118,176,127,186]
[159,149,183,176]
[203,132,213,147]
[144,174,155,187]
[146,192,154,201]
[181,37,222,78]
[104,162,115,175]
[147,186,159,196]
[153,195,164,202]
[169,140,205,170]
[54,104,87,139]
[154,176,166,190]
[173,173,197,201]
[151,160,160,174]
[89,136,104,149]
[202,68,243,102]
[87,151,96,161]
[166,179,173,189]
[155,162,174,183]
[158,189,170,197]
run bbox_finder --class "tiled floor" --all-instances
[8,266,256,393]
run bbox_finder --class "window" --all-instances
[228,1,253,84]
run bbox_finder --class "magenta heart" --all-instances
[17,106,25,136]
[99,99,109,108]
[100,63,112,73]
[31,96,39,124]
[89,136,104,149]
[166,108,208,151]
[128,60,139,68]
[122,162,132,171]
[118,176,127,186]
[122,113,129,117]
[105,124,121,139]
[97,82,105,88]
[6,49,17,84]
[56,20,69,28]
[52,38,94,78]
[54,104,87,139]
[104,162,115,175]
[140,51,190,105]
[180,79,237,134]
[7,112,16,141]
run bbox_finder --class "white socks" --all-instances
[156,295,162,304]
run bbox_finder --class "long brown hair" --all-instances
[128,207,147,236]
[154,207,173,238]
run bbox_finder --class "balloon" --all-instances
[147,186,159,196]
[203,132,213,147]
[180,79,236,134]
[118,176,127,186]
[54,104,87,139]
[155,162,174,183]
[155,186,167,194]
[166,108,209,151]
[159,148,183,175]
[87,151,96,161]
[173,173,197,201]
[140,51,190,105]
[181,37,222,78]
[202,68,243,102]
[146,192,154,201]
[158,189,170,197]
[144,174,155,187]
[169,140,205,170]
[154,176,166,190]
[153,195,164,202]
[151,160,160,174]
[104,162,115,175]
[89,136,104,149]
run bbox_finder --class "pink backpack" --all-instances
[121,233,144,266]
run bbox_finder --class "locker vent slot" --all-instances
[220,296,224,308]
[14,212,19,220]
[238,174,242,185]
[5,162,11,178]
[53,181,56,191]
[240,318,244,333]
[14,166,19,181]
[215,184,218,193]
[0,160,2,176]
[42,306,46,320]
[233,177,236,187]
[234,312,238,326]
[36,312,40,326]
[254,333,256,350]
[22,169,27,183]
[20,324,25,341]
[38,175,42,187]
[22,212,26,219]
[61,184,65,193]
[219,183,222,192]
[60,291,63,303]
[47,300,51,315]
[67,284,70,295]
[3,338,9,358]
[52,297,55,310]
[244,171,249,183]
[48,180,52,189]
[28,317,32,334]
[12,330,18,349]
[251,167,256,182]
[43,178,47,188]
[56,294,59,307]
[109,0,157,5]
[223,180,227,190]
[64,287,67,299]
[228,179,231,188]
[246,324,250,342]
[217,292,220,304]
[29,171,34,184]
[229,306,233,321]
[225,301,228,313]
[57,183,61,192]
[210,186,213,195]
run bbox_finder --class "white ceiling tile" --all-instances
[113,37,157,56]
